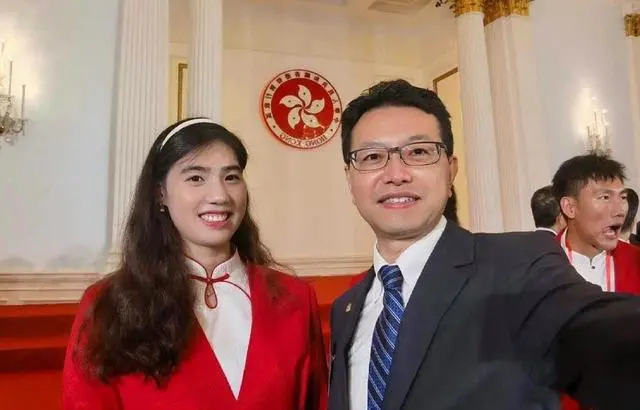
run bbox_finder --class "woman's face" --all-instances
[161,141,248,259]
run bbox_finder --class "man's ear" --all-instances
[560,196,577,219]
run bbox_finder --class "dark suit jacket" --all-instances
[535,227,558,237]
[329,222,640,410]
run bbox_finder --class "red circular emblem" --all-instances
[260,69,342,149]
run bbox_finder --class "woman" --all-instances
[63,118,328,409]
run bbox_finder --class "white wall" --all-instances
[0,0,462,282]
[531,0,639,186]
[0,0,119,272]
[170,1,432,271]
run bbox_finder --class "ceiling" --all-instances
[169,0,449,43]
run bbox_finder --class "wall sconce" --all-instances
[585,99,611,155]
[0,41,27,149]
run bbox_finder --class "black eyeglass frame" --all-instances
[348,141,448,171]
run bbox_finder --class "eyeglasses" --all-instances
[348,141,447,171]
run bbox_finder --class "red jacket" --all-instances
[557,233,640,410]
[63,265,328,410]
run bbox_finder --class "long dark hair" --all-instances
[78,118,278,385]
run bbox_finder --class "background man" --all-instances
[531,184,566,235]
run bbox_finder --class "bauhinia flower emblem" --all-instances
[279,84,325,130]
[260,69,341,149]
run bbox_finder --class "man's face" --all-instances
[345,106,457,243]
[562,178,628,252]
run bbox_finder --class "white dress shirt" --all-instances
[560,230,615,291]
[348,216,447,410]
[188,251,251,398]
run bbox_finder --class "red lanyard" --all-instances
[564,234,614,291]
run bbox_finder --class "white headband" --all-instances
[159,118,218,149]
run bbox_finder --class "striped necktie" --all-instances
[368,264,405,410]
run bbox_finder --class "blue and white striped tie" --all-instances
[367,264,405,410]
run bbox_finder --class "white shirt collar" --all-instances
[560,229,615,290]
[186,250,250,294]
[559,229,607,260]
[373,216,447,288]
[535,227,557,235]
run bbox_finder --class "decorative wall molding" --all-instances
[278,255,371,276]
[626,14,640,37]
[484,0,530,25]
[0,256,368,304]
[433,67,459,94]
[435,0,531,23]
[0,272,102,305]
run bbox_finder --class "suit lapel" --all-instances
[331,269,374,410]
[335,270,374,355]
[384,224,475,410]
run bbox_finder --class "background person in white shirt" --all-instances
[551,153,630,290]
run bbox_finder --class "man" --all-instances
[552,154,640,293]
[620,188,638,244]
[531,185,566,235]
[551,155,640,410]
[329,79,640,410]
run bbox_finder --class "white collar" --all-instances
[186,250,249,294]
[373,216,447,288]
[560,229,607,262]
[535,227,557,235]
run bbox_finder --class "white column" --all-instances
[107,0,169,271]
[455,7,504,233]
[188,0,223,121]
[626,13,640,186]
[485,6,549,231]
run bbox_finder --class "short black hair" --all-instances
[340,79,454,164]
[551,153,627,205]
[530,185,561,229]
[622,188,639,233]
[443,186,460,225]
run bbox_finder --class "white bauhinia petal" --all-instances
[298,84,312,107]
[307,98,325,114]
[301,110,321,128]
[288,107,302,129]
[280,95,302,108]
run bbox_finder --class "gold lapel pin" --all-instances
[345,302,352,313]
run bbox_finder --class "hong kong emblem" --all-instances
[260,69,342,149]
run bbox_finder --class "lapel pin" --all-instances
[345,302,352,313]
